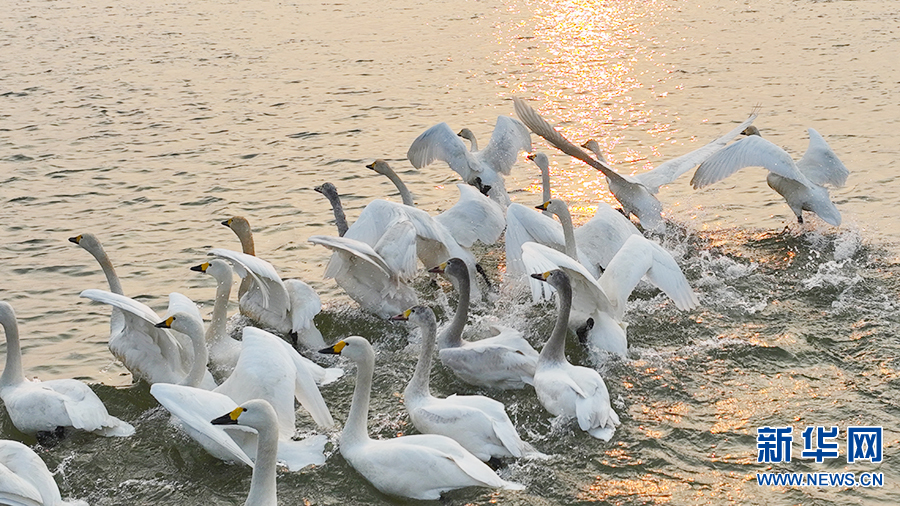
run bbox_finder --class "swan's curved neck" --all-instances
[0,315,26,386]
[555,206,578,259]
[384,169,415,207]
[323,191,349,237]
[440,270,470,349]
[207,272,233,347]
[178,319,209,388]
[542,279,572,364]
[405,317,437,401]
[541,166,552,212]
[343,349,375,447]
[246,419,279,506]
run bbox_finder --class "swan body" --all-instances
[319,336,524,500]
[530,271,620,440]
[432,259,538,390]
[79,289,217,389]
[206,248,324,348]
[0,439,90,506]
[406,116,533,207]
[395,306,541,460]
[691,126,849,225]
[0,302,134,438]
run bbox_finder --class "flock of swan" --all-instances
[0,97,850,505]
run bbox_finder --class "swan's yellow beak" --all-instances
[535,201,550,211]
[211,406,243,426]
[155,316,175,328]
[526,153,537,161]
[190,262,209,273]
[428,262,447,274]
[221,218,233,227]
[68,235,82,244]
[390,309,412,321]
[530,271,551,281]
[319,340,347,355]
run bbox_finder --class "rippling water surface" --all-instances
[1,0,899,504]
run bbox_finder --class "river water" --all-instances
[1,0,898,504]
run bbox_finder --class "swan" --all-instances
[513,97,759,233]
[313,183,349,237]
[150,313,330,471]
[211,399,297,506]
[690,126,849,226]
[394,306,542,460]
[0,439,90,506]
[319,336,524,500]
[189,260,342,385]
[366,159,415,206]
[429,258,538,390]
[530,270,620,440]
[206,247,325,349]
[0,302,134,438]
[79,289,217,388]
[406,116,533,207]
[527,152,553,213]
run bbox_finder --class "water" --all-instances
[1,0,899,503]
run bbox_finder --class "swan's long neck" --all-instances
[207,271,232,347]
[236,228,255,299]
[178,319,209,388]
[88,246,126,333]
[556,206,578,259]
[541,279,572,364]
[405,316,437,401]
[343,348,375,448]
[0,313,26,387]
[385,168,415,207]
[246,416,279,506]
[540,164,551,208]
[323,190,349,237]
[439,269,470,349]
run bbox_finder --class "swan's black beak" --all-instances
[319,341,347,355]
[531,272,550,281]
[68,235,81,244]
[390,309,412,321]
[155,316,174,328]
[527,153,536,161]
[314,184,324,194]
[190,263,208,273]
[221,219,232,227]
[535,201,550,211]
[428,262,447,274]
[365,162,375,170]
[211,406,244,426]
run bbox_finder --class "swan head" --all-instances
[211,398,278,432]
[221,216,252,237]
[428,257,467,281]
[318,335,374,364]
[535,198,568,217]
[68,232,105,256]
[191,259,233,284]
[457,128,476,142]
[389,305,436,327]
[365,159,395,176]
[530,269,570,291]
[314,182,339,200]
[527,152,550,170]
[742,125,761,137]
[155,311,205,338]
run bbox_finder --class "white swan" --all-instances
[691,126,849,226]
[79,289,217,389]
[530,270,620,440]
[0,302,134,438]
[210,399,286,506]
[395,306,542,460]
[0,439,90,506]
[406,116,533,207]
[206,247,325,349]
[430,258,538,390]
[513,97,759,233]
[150,313,330,471]
[189,259,342,385]
[319,336,524,500]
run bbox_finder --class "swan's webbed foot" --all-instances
[486,456,505,471]
[797,215,804,224]
[36,426,67,446]
[576,318,595,347]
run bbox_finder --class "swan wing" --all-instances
[283,279,321,334]
[207,248,289,318]
[344,199,408,247]
[691,135,812,188]
[477,115,533,175]
[274,434,328,471]
[45,379,132,435]
[521,242,615,318]
[0,440,64,506]
[573,202,642,272]
[505,203,565,280]
[512,96,631,185]
[372,220,419,282]
[150,383,255,467]
[309,235,392,279]
[634,110,758,193]
[0,466,44,506]
[434,184,506,248]
[797,128,849,187]
[407,122,482,181]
